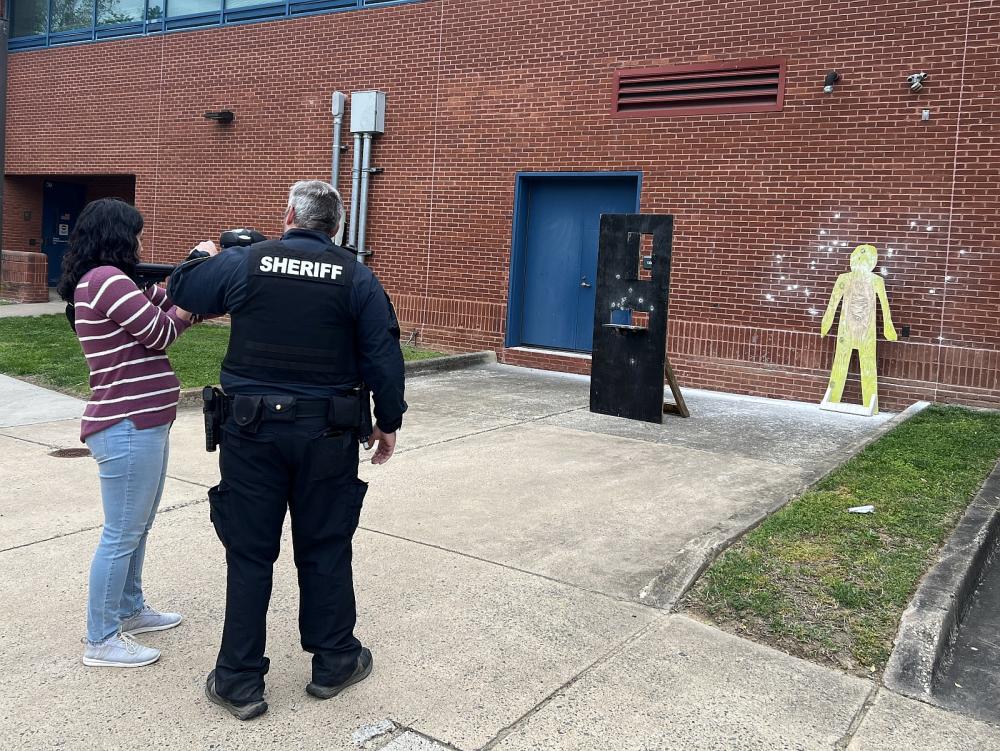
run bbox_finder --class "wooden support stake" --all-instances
[663,354,690,418]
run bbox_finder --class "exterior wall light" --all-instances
[203,110,235,124]
[907,73,928,93]
[823,71,841,94]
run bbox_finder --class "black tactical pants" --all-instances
[208,414,366,704]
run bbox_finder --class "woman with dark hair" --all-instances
[59,198,194,668]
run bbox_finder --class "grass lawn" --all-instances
[684,405,1000,678]
[0,314,441,396]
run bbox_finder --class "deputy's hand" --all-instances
[196,240,220,256]
[369,427,396,465]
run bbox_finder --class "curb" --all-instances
[177,350,497,408]
[651,400,932,610]
[883,457,1000,701]
[403,350,497,376]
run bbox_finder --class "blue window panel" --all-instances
[288,0,354,16]
[9,34,47,49]
[50,0,92,32]
[11,0,48,37]
[95,21,145,38]
[166,0,221,17]
[49,28,96,43]
[164,12,223,29]
[9,0,423,50]
[223,2,284,22]
[98,0,145,24]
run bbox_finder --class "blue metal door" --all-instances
[517,176,639,352]
[42,181,86,286]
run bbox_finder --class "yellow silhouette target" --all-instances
[820,244,897,416]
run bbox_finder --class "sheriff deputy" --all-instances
[168,179,406,720]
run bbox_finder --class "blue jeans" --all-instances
[85,419,171,643]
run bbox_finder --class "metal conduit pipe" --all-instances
[347,132,363,250]
[356,133,373,265]
[331,91,346,188]
[0,17,8,283]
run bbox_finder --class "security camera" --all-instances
[907,72,928,93]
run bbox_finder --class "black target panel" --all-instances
[589,214,674,423]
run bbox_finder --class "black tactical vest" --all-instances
[222,240,359,387]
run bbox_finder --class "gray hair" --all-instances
[287,180,343,236]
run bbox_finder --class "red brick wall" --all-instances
[0,250,48,302]
[5,176,43,253]
[5,0,999,410]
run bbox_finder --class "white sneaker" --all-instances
[121,605,183,635]
[82,631,160,668]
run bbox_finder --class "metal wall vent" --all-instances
[613,58,787,118]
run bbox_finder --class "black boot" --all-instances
[306,648,373,699]
[205,669,268,720]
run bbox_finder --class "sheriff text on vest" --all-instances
[258,255,343,280]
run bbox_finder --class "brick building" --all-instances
[2,0,998,410]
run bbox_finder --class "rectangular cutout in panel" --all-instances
[638,234,653,280]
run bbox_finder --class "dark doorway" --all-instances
[42,180,86,286]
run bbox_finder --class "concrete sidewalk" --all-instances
[0,289,66,318]
[1,365,997,750]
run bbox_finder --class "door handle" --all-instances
[580,277,592,288]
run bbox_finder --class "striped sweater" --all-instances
[74,265,193,442]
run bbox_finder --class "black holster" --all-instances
[327,387,372,444]
[202,386,226,452]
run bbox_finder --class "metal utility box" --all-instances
[350,90,386,134]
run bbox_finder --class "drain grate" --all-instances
[49,448,91,458]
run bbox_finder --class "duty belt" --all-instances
[202,388,374,450]
[227,394,363,429]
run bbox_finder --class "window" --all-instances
[224,0,271,10]
[98,0,147,25]
[166,0,221,17]
[612,58,787,118]
[8,0,423,48]
[11,0,47,37]
[51,0,94,30]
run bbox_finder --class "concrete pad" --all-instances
[359,422,806,604]
[158,409,222,488]
[0,374,83,427]
[0,411,224,491]
[0,502,656,751]
[848,690,1000,750]
[542,387,894,471]
[381,732,451,750]
[403,365,589,422]
[390,401,521,455]
[0,416,81,448]
[0,433,207,550]
[0,299,66,318]
[491,614,874,751]
[163,398,521,490]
